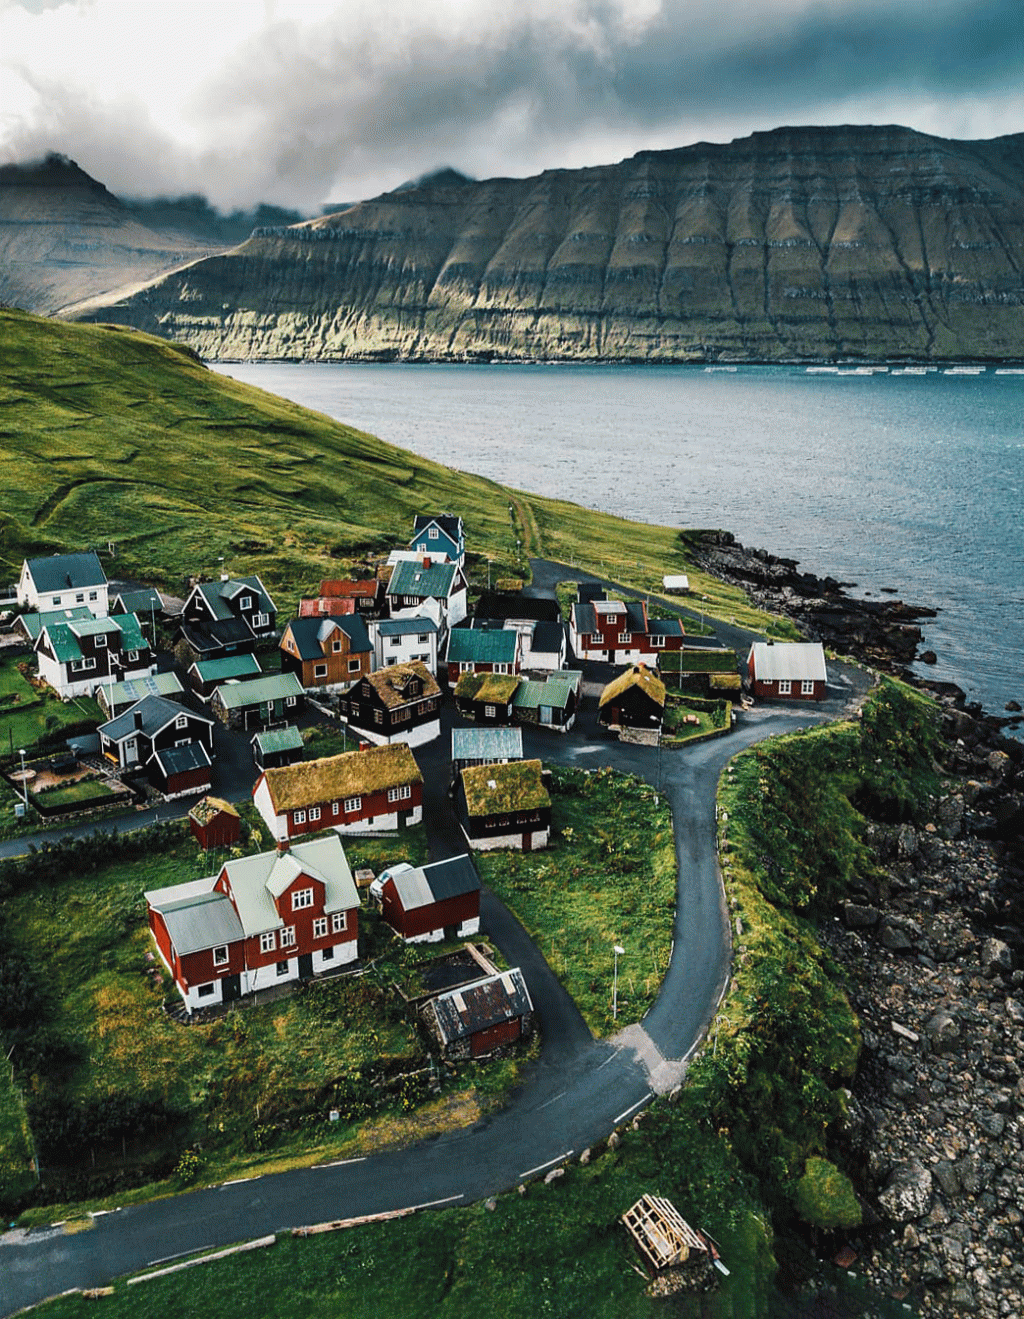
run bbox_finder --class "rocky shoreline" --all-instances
[692,530,1023,1316]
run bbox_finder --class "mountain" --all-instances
[0,154,304,317]
[73,125,1024,362]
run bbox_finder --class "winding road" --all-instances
[0,563,872,1314]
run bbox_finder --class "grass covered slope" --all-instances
[0,309,773,630]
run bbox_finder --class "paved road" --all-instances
[0,564,871,1313]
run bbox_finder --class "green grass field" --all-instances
[476,767,676,1034]
[0,309,785,635]
[0,658,103,760]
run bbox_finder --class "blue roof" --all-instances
[376,617,439,637]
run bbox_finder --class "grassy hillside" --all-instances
[0,310,779,632]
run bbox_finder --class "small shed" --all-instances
[380,853,481,943]
[453,671,521,723]
[423,968,534,1059]
[662,575,690,594]
[747,641,827,701]
[150,742,212,800]
[622,1195,711,1273]
[251,725,305,771]
[451,726,523,773]
[189,796,241,850]
[598,665,666,736]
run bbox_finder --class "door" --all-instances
[298,953,314,980]
[222,974,242,1002]
[539,705,553,726]
[124,737,138,765]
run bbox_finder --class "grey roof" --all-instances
[625,601,646,631]
[109,588,164,615]
[531,621,566,653]
[389,853,480,912]
[429,968,532,1045]
[100,694,211,742]
[151,742,212,777]
[451,726,523,763]
[180,617,256,654]
[573,601,596,634]
[220,835,359,934]
[193,575,276,621]
[648,619,685,637]
[748,642,827,683]
[147,883,244,956]
[375,617,439,637]
[213,672,303,710]
[25,552,106,593]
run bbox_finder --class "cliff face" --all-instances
[77,126,1024,362]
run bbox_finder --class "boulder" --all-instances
[843,902,880,929]
[981,938,1012,978]
[924,1011,961,1053]
[878,1159,933,1221]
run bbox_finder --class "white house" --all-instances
[385,559,467,644]
[18,552,109,617]
[368,617,440,671]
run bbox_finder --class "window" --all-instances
[321,945,335,961]
[332,801,340,815]
[292,888,314,910]
[88,591,97,602]
[651,634,665,647]
[417,634,429,644]
[387,784,412,803]
[309,806,321,822]
[260,931,276,954]
[493,663,510,674]
[801,679,816,695]
[285,696,297,707]
[314,663,328,679]
[276,960,290,976]
[75,593,84,603]
[213,945,229,966]
[393,707,410,722]
[126,649,139,662]
[332,638,343,652]
[428,527,439,539]
[777,679,792,695]
[254,612,270,629]
[72,657,97,672]
[239,595,252,610]
[618,632,631,645]
[331,912,347,934]
[374,708,384,724]
[51,596,60,606]
[590,633,601,645]
[175,738,191,748]
[403,595,418,606]
[281,926,296,947]
[94,634,107,648]
[459,661,473,673]
[293,809,306,825]
[313,917,328,939]
[344,796,361,813]
[175,714,188,729]
[198,983,215,998]
[485,705,496,718]
[390,635,401,647]
[348,658,361,673]
[415,543,427,552]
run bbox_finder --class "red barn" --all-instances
[379,854,481,944]
[189,796,241,850]
[747,642,827,701]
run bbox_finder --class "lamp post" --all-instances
[612,944,625,1020]
[18,748,28,808]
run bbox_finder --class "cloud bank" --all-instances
[1,0,1021,210]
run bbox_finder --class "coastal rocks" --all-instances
[981,939,1012,979]
[879,1159,933,1221]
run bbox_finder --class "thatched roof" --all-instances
[454,671,522,703]
[261,744,422,813]
[599,664,666,709]
[461,759,548,816]
[360,661,441,709]
[189,796,239,825]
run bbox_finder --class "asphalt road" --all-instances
[0,564,872,1313]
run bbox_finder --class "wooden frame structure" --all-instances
[621,1195,708,1271]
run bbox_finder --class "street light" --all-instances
[18,748,28,808]
[612,944,625,1020]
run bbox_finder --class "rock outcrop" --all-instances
[76,125,1024,362]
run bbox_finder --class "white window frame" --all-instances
[94,634,107,648]
[313,917,328,939]
[75,593,84,604]
[459,661,473,673]
[293,809,306,825]
[485,705,496,718]
[618,632,630,645]
[777,679,792,695]
[175,714,188,730]
[313,663,328,679]
[387,784,412,804]
[428,526,439,539]
[276,960,290,976]
[213,945,229,966]
[651,634,665,648]
[332,639,343,653]
[239,595,252,611]
[801,679,816,695]
[309,806,321,822]
[281,925,296,947]
[285,695,297,707]
[126,649,139,662]
[260,931,276,954]
[88,591,98,602]
[331,912,347,934]
[344,796,361,813]
[198,982,215,998]
[292,887,314,911]
[332,801,340,816]
[348,658,361,672]
[417,634,429,644]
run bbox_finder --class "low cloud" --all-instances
[1,0,1021,209]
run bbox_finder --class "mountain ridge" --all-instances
[55,125,1024,361]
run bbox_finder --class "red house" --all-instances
[569,594,686,665]
[379,854,481,944]
[252,742,424,843]
[747,642,827,701]
[188,796,242,850]
[145,834,360,1015]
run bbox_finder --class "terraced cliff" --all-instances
[77,125,1024,362]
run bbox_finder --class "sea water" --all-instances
[215,361,1023,730]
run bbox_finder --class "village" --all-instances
[0,521,832,1031]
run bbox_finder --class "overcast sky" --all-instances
[1,0,1021,212]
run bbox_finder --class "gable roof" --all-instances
[447,627,518,665]
[461,759,549,816]
[213,672,303,710]
[318,578,379,598]
[388,854,480,912]
[39,612,145,663]
[16,606,93,641]
[298,597,354,617]
[103,672,184,710]
[648,619,685,638]
[454,671,521,704]
[473,592,560,624]
[599,664,666,709]
[531,621,566,652]
[572,600,596,635]
[146,884,244,956]
[358,661,441,709]
[100,693,212,742]
[189,796,239,825]
[24,552,106,593]
[252,725,304,755]
[412,514,463,543]
[512,671,582,711]
[190,653,262,682]
[429,968,532,1045]
[259,742,422,813]
[109,587,164,616]
[374,617,439,638]
[179,616,256,654]
[283,614,371,660]
[387,558,459,601]
[748,641,827,683]
[451,726,523,763]
[191,574,276,621]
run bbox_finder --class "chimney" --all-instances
[133,709,144,730]
[276,836,291,854]
[220,572,230,582]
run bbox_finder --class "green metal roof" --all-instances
[214,672,303,710]
[192,653,262,682]
[447,628,518,664]
[388,558,458,599]
[253,725,304,754]
[512,671,582,710]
